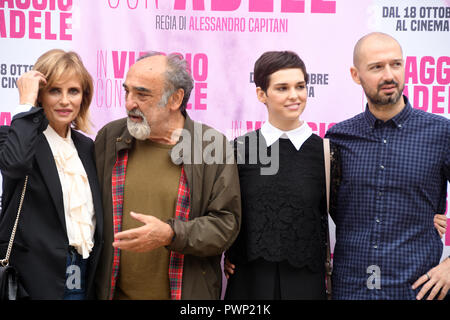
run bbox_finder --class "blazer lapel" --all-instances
[34,134,67,234]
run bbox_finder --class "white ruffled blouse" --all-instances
[43,126,96,259]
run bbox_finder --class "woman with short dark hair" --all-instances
[224,51,329,299]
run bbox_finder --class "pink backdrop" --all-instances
[1,0,449,291]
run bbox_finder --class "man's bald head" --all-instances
[353,32,403,68]
[349,32,405,110]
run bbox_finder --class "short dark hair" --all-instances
[253,51,308,92]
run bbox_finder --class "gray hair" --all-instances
[137,52,194,117]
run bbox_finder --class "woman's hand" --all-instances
[17,70,47,106]
[434,214,447,239]
[224,257,235,279]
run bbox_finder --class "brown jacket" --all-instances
[94,115,241,299]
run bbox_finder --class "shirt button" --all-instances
[378,192,383,196]
[376,218,381,223]
[373,245,378,249]
[33,117,40,123]
[380,165,385,170]
[383,139,387,144]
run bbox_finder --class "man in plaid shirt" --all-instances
[94,52,241,300]
[326,32,450,300]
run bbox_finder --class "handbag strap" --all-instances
[0,175,28,267]
[324,139,330,212]
[323,139,332,298]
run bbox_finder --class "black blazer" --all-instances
[0,108,103,299]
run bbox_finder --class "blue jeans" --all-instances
[63,246,88,300]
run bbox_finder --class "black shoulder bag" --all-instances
[0,176,30,300]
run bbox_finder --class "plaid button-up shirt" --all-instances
[326,96,450,299]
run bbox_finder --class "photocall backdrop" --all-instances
[1,0,449,290]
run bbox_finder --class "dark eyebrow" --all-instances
[273,81,306,86]
[368,58,403,68]
[367,62,381,67]
[122,83,152,93]
[135,86,151,93]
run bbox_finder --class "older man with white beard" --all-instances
[94,52,241,300]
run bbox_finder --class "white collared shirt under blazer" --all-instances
[43,125,96,259]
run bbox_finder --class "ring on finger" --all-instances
[426,273,431,281]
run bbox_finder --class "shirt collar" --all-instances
[43,125,73,154]
[260,121,312,151]
[43,124,72,143]
[364,95,412,129]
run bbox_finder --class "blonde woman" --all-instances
[0,49,103,299]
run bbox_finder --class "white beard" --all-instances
[127,109,151,140]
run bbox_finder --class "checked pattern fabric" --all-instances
[325,97,450,299]
[169,166,190,300]
[110,150,190,300]
[110,149,128,299]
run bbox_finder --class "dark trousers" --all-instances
[63,246,88,300]
[225,258,326,300]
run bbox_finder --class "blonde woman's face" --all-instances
[39,75,82,137]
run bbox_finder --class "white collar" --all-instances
[260,121,312,151]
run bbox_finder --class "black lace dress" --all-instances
[225,130,329,300]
